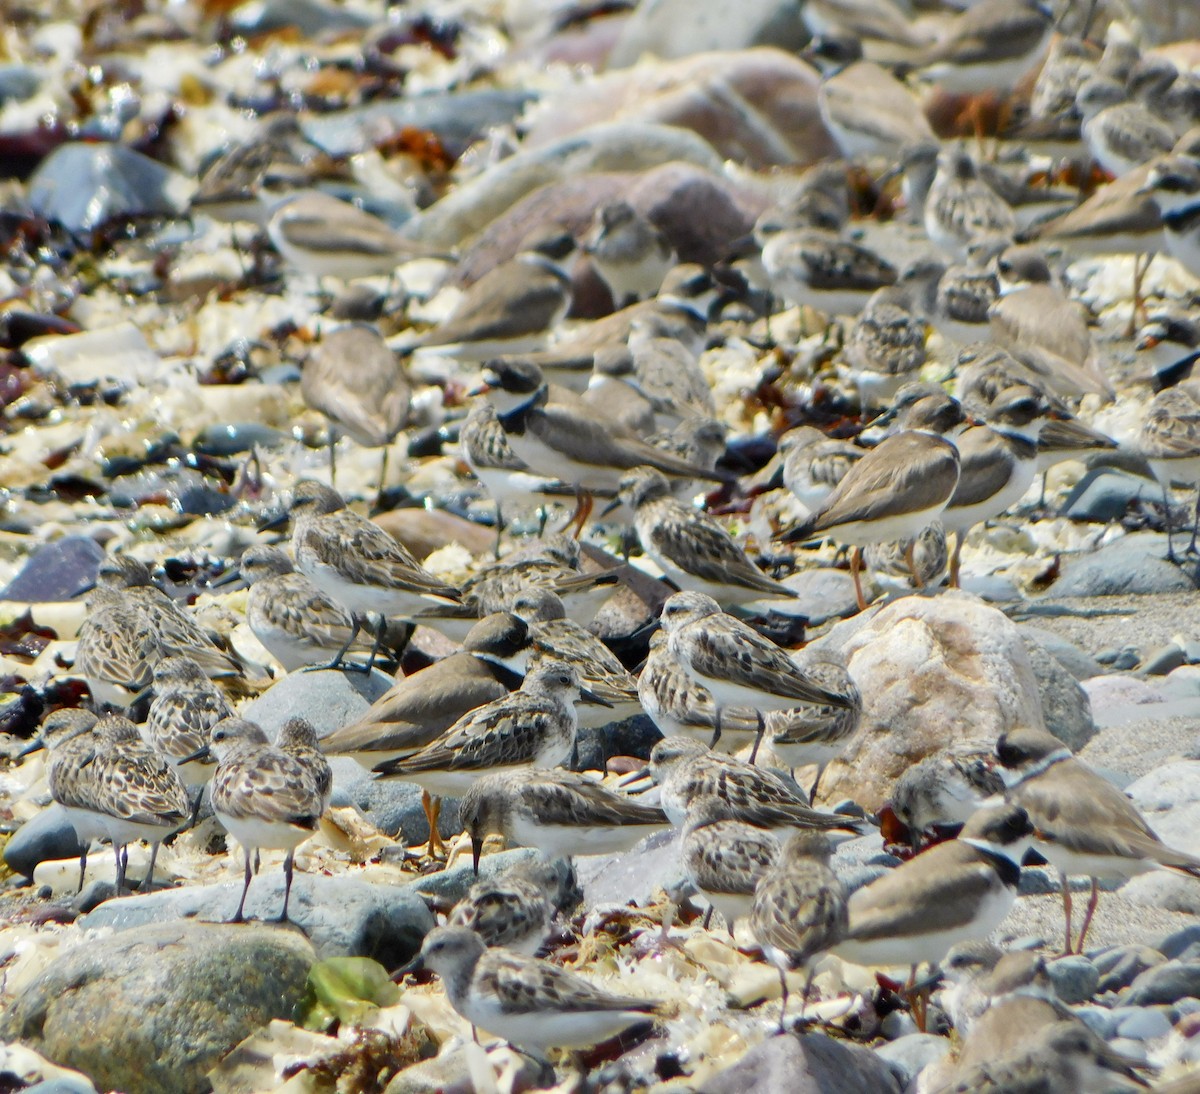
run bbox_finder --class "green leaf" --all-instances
[294,957,401,1031]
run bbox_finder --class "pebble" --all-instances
[1158,924,1200,960]
[241,667,393,739]
[1113,1005,1174,1041]
[1122,962,1200,1007]
[1061,468,1156,523]
[1093,946,1167,994]
[1142,644,1188,675]
[1047,955,1100,1004]
[3,805,86,880]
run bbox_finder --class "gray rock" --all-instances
[879,1010,919,1040]
[1110,1005,1174,1041]
[697,1031,902,1093]
[1093,946,1166,994]
[1,536,104,601]
[1018,867,1065,895]
[874,1033,949,1086]
[1122,961,1200,1006]
[0,921,314,1094]
[1074,1004,1113,1037]
[574,713,664,772]
[4,804,86,878]
[1019,631,1096,750]
[1157,923,1200,959]
[607,0,808,68]
[340,770,462,845]
[1142,644,1187,675]
[1106,1037,1150,1063]
[241,667,392,738]
[1047,955,1099,1004]
[407,848,562,906]
[1017,625,1103,681]
[1062,468,1156,523]
[1052,533,1196,598]
[778,567,860,626]
[575,827,685,909]
[28,143,193,233]
[1123,871,1200,916]
[79,874,432,968]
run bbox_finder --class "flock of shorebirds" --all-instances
[15,0,1200,1086]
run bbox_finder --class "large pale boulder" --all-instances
[813,592,1046,810]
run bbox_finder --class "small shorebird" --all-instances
[832,804,1033,1025]
[989,245,1114,402]
[889,744,1005,849]
[267,190,438,281]
[765,657,862,795]
[911,0,1054,96]
[324,612,531,855]
[233,545,376,672]
[582,200,675,306]
[1077,76,1176,178]
[145,656,233,822]
[636,633,761,751]
[657,591,856,760]
[615,466,796,606]
[923,145,1015,261]
[301,323,411,495]
[372,661,600,859]
[184,717,327,922]
[1139,154,1200,280]
[750,830,848,1029]
[458,767,670,869]
[996,724,1200,954]
[284,480,461,661]
[837,280,929,411]
[403,231,576,360]
[191,114,314,227]
[681,795,781,930]
[447,857,573,956]
[511,588,640,727]
[19,709,102,892]
[397,926,660,1053]
[759,221,898,318]
[74,587,161,710]
[623,735,867,836]
[1140,381,1200,559]
[478,359,730,534]
[87,715,190,893]
[781,400,962,609]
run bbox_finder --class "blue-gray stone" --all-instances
[1158,924,1200,959]
[22,1080,99,1094]
[1122,961,1200,1007]
[1093,945,1165,994]
[1,536,104,602]
[1053,533,1195,598]
[1062,468,1155,523]
[79,874,433,968]
[576,827,685,909]
[1047,955,1099,1004]
[28,143,192,233]
[1111,1005,1173,1041]
[406,847,546,905]
[241,668,392,739]
[697,1031,902,1094]
[4,804,86,878]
